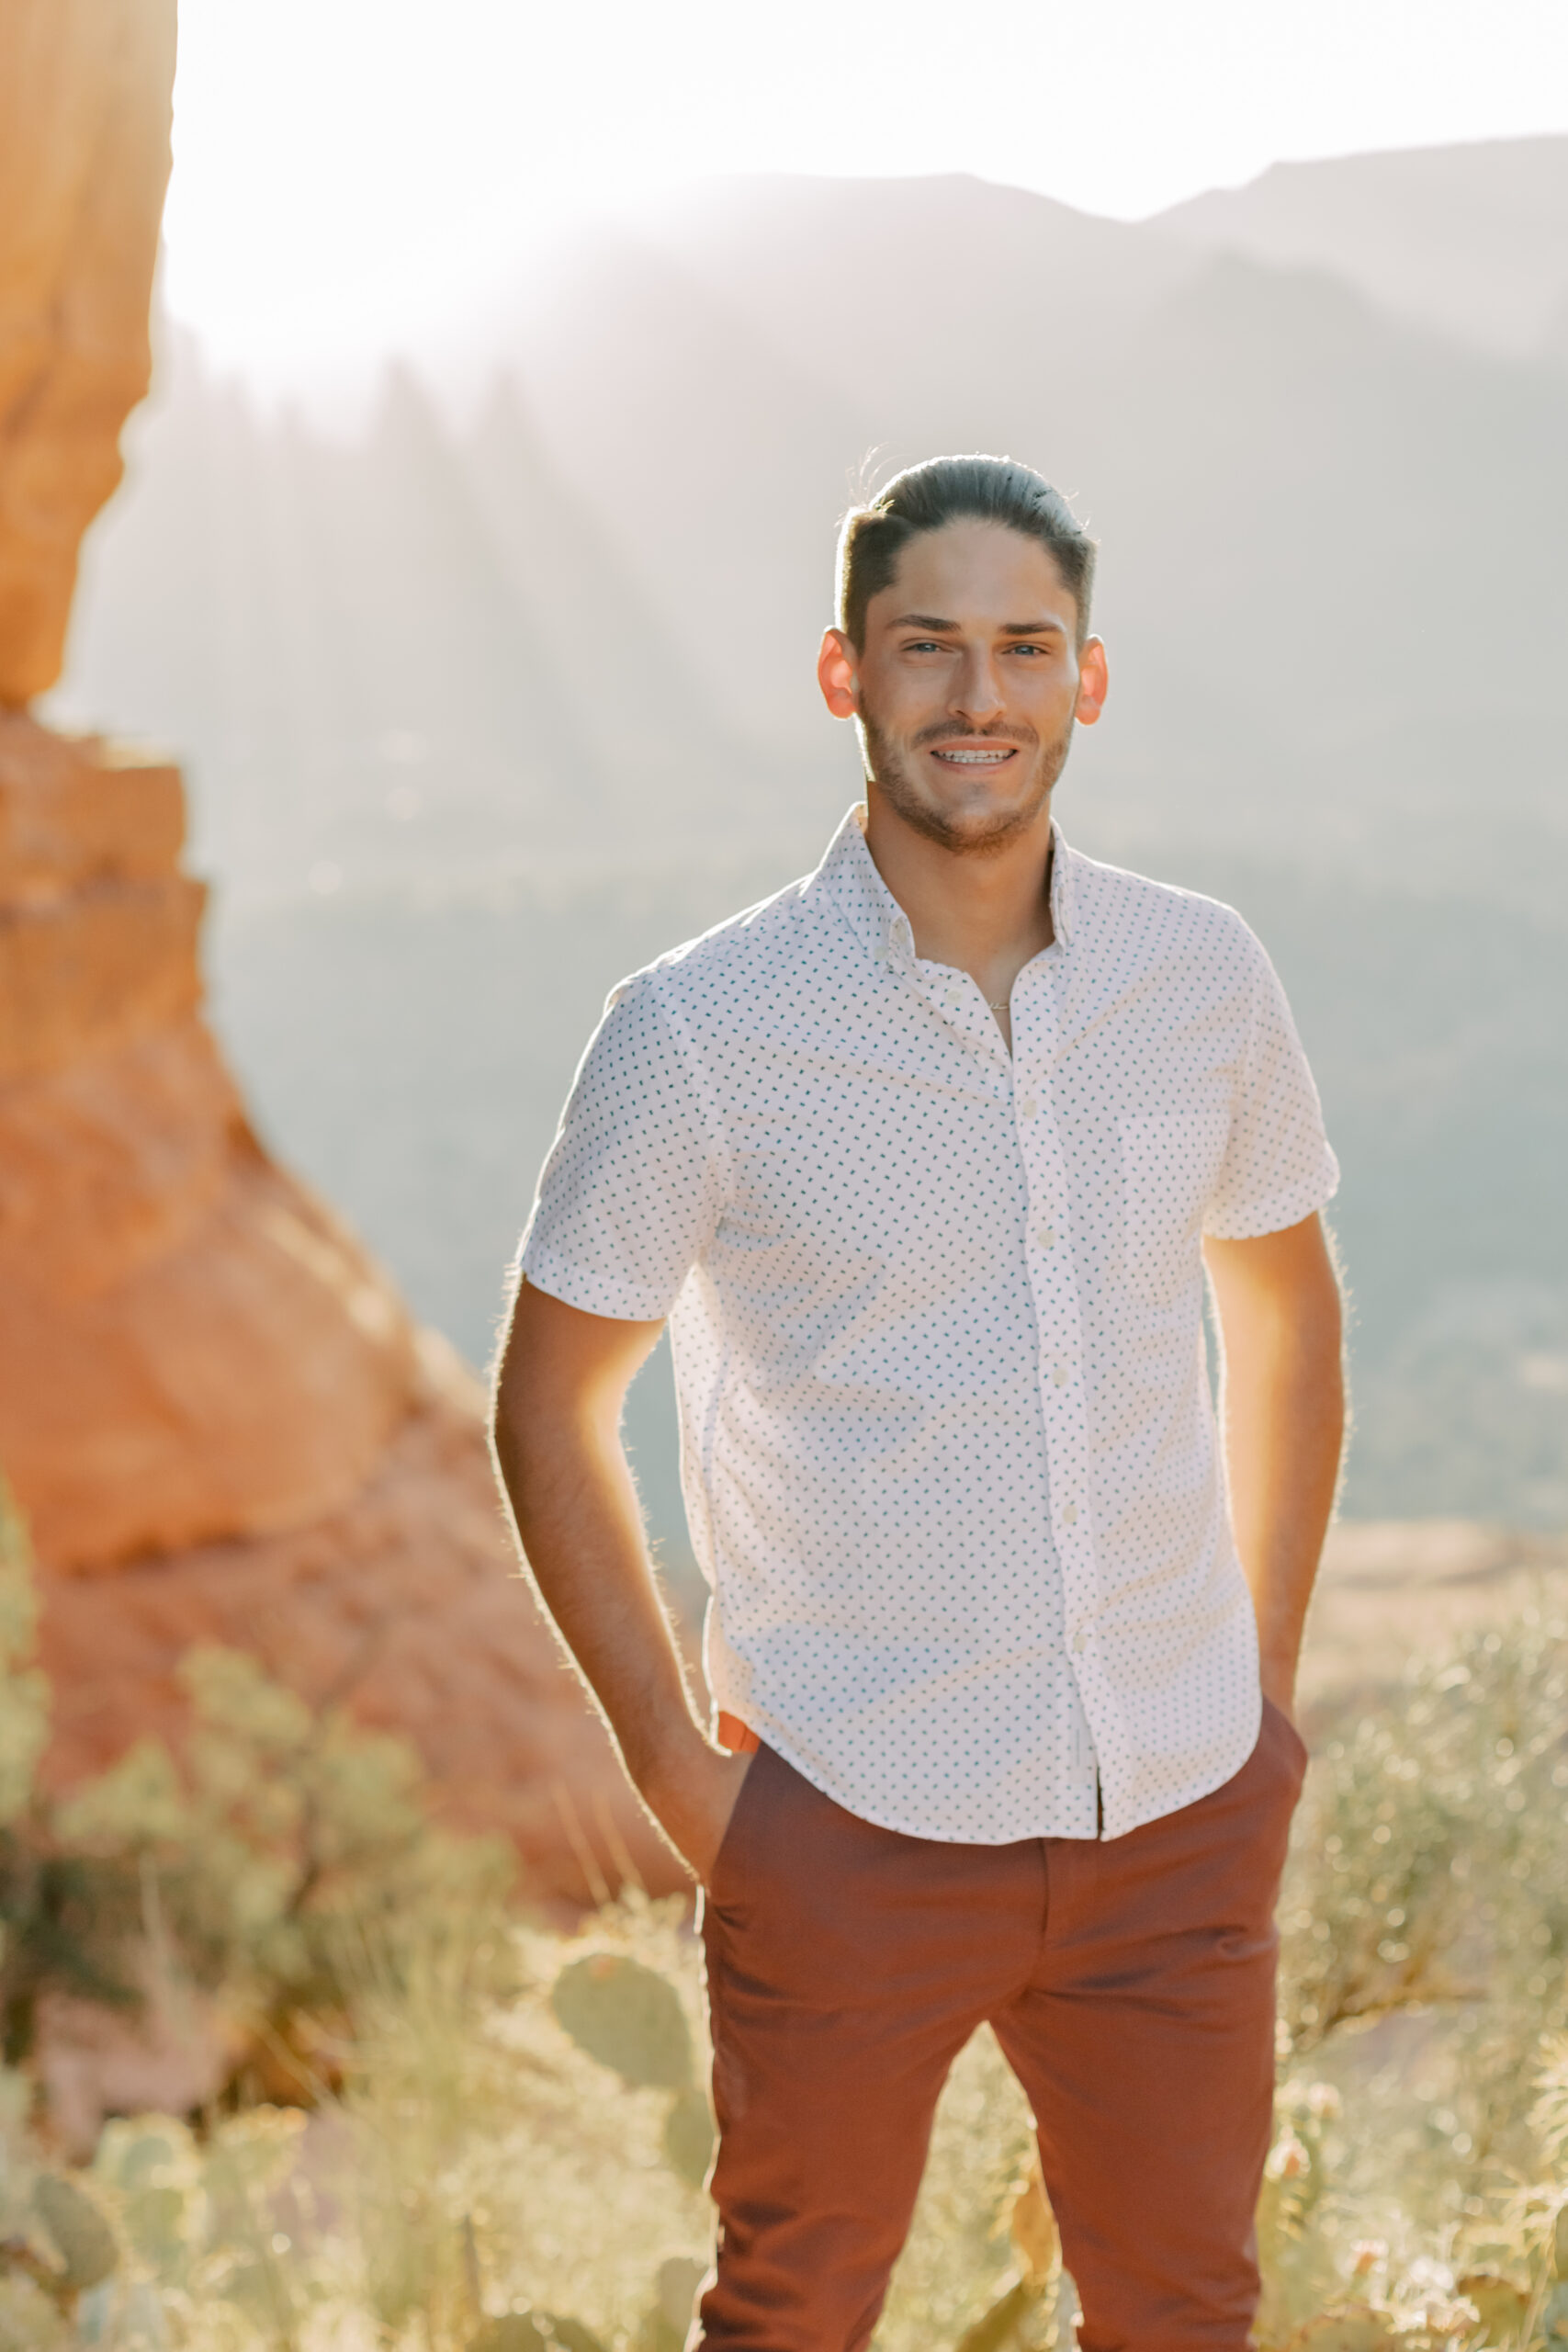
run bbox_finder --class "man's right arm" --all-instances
[490,1274,750,1884]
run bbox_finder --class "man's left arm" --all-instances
[1202,1212,1346,1723]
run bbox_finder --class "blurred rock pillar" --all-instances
[0,0,177,707]
[0,0,680,1908]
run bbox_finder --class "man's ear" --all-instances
[818,628,860,719]
[1075,636,1109,728]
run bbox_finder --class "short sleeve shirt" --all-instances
[521,808,1338,1841]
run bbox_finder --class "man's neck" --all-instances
[862,787,1057,996]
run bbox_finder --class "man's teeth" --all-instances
[937,748,1012,764]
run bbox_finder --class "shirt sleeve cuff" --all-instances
[1201,1159,1340,1243]
[519,1244,678,1323]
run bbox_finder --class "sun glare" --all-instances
[162,0,1568,401]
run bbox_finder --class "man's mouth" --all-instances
[930,746,1018,767]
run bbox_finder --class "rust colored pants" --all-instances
[696,1701,1306,2352]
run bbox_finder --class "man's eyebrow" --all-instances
[888,612,1068,636]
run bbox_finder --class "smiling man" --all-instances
[491,456,1345,2352]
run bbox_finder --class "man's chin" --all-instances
[859,716,1070,854]
[886,785,1050,857]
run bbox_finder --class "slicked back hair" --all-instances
[836,455,1097,651]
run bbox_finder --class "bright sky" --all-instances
[164,0,1568,403]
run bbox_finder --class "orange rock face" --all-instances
[0,2,682,1910]
[1,714,683,1906]
[36,1377,683,1908]
[0,0,177,707]
[0,719,422,1567]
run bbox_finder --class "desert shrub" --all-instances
[0,1474,515,2097]
[327,1900,714,2346]
[0,1477,141,2067]
[0,1902,716,2351]
[1248,1597,1568,2345]
[1279,1604,1568,2231]
[12,1446,1568,2349]
[1282,1611,1568,2062]
[53,1643,516,2096]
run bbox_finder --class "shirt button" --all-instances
[1072,1627,1087,1654]
[1063,1502,1078,1526]
[1021,1094,1039,1119]
[1038,1225,1055,1250]
[1052,1363,1068,1387]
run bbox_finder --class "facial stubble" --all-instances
[858,708,1076,857]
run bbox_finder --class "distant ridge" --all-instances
[1154,134,1568,359]
[54,144,1568,1527]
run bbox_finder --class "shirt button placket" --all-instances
[1023,967,1100,1777]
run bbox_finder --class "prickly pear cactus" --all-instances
[468,2314,607,2352]
[32,2171,118,2290]
[551,1954,694,2092]
[92,2115,203,2281]
[465,2314,552,2352]
[638,2255,707,2352]
[662,2085,716,2188]
[468,2320,550,2352]
[546,2323,610,2352]
[1454,2271,1529,2346]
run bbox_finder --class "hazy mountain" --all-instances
[52,145,1568,1529]
[527,172,1568,912]
[209,854,1568,1549]
[60,336,782,897]
[1156,135,1568,361]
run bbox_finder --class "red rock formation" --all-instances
[0,721,420,1565]
[0,714,683,1906]
[0,0,682,1909]
[0,0,177,707]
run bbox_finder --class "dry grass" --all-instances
[8,1462,1568,2349]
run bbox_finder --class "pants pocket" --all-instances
[705,1741,770,1908]
[1261,1693,1309,1785]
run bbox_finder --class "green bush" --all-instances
[0,1471,516,2097]
[11,1453,1568,2349]
[0,1478,140,2067]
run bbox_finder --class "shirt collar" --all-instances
[807,801,1077,964]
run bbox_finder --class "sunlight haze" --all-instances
[164,0,1568,402]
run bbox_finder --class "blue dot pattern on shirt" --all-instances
[521,808,1338,1842]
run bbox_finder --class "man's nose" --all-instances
[950,651,1005,724]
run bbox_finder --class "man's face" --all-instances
[818,519,1108,855]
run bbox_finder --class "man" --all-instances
[491,455,1345,2352]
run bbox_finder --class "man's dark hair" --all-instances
[837,455,1097,650]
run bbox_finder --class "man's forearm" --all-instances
[1205,1217,1346,1713]
[492,1374,704,1787]
[490,1279,750,1883]
[1225,1322,1344,1703]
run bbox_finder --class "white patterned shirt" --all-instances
[521,808,1337,1841]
